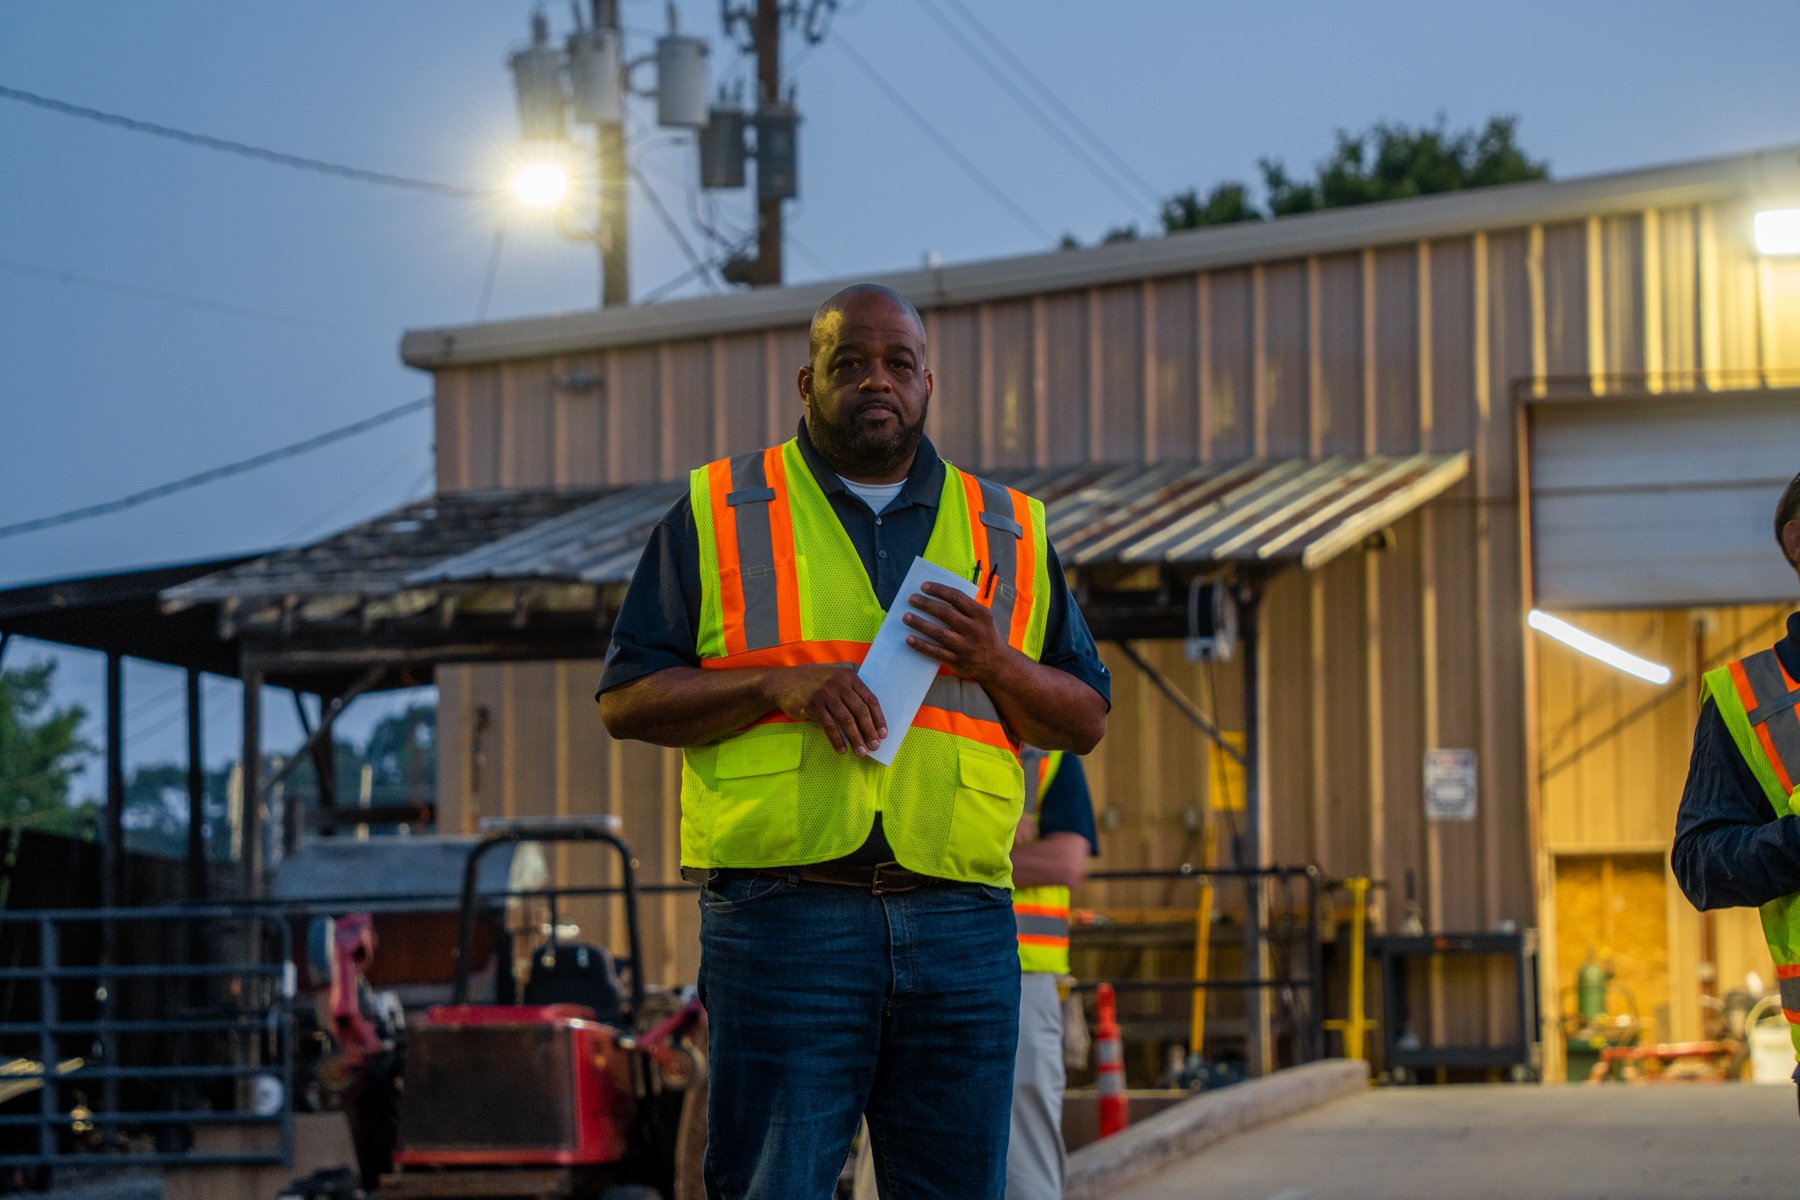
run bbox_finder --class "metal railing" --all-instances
[0,904,293,1170]
[1070,864,1326,1075]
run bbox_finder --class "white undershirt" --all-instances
[838,475,905,513]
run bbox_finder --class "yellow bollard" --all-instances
[1323,876,1375,1062]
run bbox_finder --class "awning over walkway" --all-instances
[157,452,1467,670]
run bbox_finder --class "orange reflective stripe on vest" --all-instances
[1779,963,1800,1024]
[1730,651,1800,795]
[709,449,803,656]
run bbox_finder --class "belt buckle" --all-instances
[869,863,896,895]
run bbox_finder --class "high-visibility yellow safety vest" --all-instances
[1015,747,1072,975]
[681,438,1053,886]
[1703,646,1800,1061]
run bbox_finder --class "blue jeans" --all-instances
[698,875,1020,1200]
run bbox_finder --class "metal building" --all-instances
[186,146,1800,1078]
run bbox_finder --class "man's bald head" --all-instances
[808,284,926,365]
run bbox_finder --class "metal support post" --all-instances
[753,0,783,285]
[1237,576,1269,1076]
[240,660,263,900]
[595,0,629,305]
[185,668,206,901]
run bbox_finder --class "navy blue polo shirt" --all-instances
[1038,753,1098,856]
[1672,611,1800,910]
[598,422,1112,706]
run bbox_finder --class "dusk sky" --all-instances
[3,1,1798,791]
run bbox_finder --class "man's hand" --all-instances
[902,582,1010,683]
[765,665,889,757]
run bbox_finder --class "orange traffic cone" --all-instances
[1094,982,1129,1137]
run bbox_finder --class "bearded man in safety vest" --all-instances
[1674,468,1800,1113]
[599,283,1111,1200]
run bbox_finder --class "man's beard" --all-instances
[806,396,928,480]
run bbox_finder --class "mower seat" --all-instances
[522,940,627,1026]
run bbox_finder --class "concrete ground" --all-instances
[1109,1083,1797,1200]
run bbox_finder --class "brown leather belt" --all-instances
[683,862,942,895]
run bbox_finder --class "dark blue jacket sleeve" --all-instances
[596,496,702,696]
[1672,699,1800,910]
[1037,753,1098,855]
[1038,542,1111,709]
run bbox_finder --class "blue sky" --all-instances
[2,1,1798,791]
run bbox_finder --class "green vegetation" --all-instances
[0,662,96,838]
[1069,115,1549,245]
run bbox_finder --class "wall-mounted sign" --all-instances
[1424,749,1477,821]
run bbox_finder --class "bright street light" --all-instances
[1527,610,1673,685]
[512,161,571,210]
[1753,208,1800,256]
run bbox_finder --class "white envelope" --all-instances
[856,556,980,766]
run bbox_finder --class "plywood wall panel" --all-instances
[1029,291,1088,466]
[1541,221,1591,377]
[551,355,606,486]
[1427,239,1476,452]
[463,368,504,489]
[502,360,556,487]
[1654,208,1699,379]
[1259,261,1311,457]
[985,300,1035,466]
[1370,247,1420,454]
[1263,570,1317,867]
[1317,553,1371,878]
[1206,269,1255,461]
[663,341,715,474]
[1600,215,1647,380]
[435,371,470,492]
[1313,253,1364,456]
[605,348,662,484]
[1096,285,1146,462]
[1149,277,1199,462]
[925,308,980,462]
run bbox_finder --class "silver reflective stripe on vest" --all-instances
[726,450,783,651]
[975,476,1020,643]
[1020,746,1047,819]
[1015,912,1070,941]
[923,674,1005,728]
[1742,650,1800,777]
[1780,971,1800,1019]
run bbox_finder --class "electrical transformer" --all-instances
[755,105,799,201]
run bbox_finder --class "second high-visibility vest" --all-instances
[1703,645,1800,1062]
[681,437,1053,887]
[1015,747,1072,975]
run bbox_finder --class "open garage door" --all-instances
[1527,388,1800,609]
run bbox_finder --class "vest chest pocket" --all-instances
[710,728,805,863]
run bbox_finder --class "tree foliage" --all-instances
[0,662,95,836]
[1130,115,1550,240]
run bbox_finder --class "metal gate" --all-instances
[0,903,293,1170]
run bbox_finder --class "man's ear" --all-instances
[796,364,812,404]
[1783,519,1800,570]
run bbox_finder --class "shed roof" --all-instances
[401,146,1800,370]
[164,451,1466,652]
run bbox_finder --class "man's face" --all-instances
[799,294,933,482]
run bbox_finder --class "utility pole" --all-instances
[594,0,629,306]
[753,0,783,288]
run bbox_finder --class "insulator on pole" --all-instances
[699,106,748,189]
[656,34,711,128]
[510,17,569,142]
[567,27,623,124]
[754,105,799,201]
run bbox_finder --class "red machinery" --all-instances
[331,818,706,1200]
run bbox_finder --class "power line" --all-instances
[931,0,1164,208]
[0,255,359,335]
[0,83,488,199]
[0,397,433,543]
[907,0,1159,218]
[829,34,1055,245]
[627,161,719,294]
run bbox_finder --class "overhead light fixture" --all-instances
[1527,610,1672,685]
[1754,208,1800,256]
[511,161,571,211]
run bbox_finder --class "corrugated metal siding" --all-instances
[424,199,1800,1043]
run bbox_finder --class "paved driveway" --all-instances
[1109,1083,1795,1200]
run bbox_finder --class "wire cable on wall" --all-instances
[0,397,433,542]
